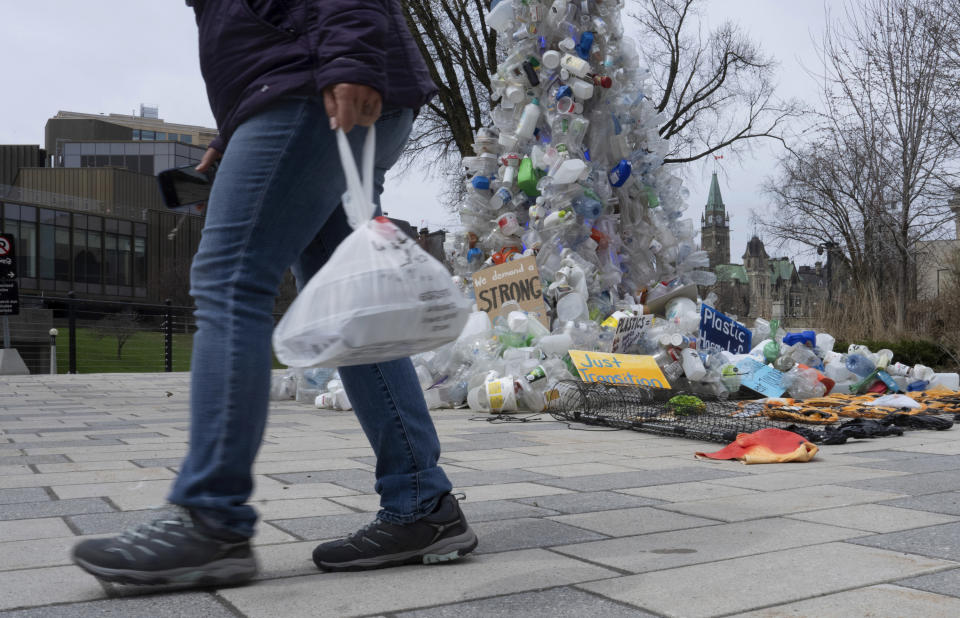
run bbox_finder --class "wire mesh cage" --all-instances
[547,380,805,444]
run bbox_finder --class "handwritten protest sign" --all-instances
[611,315,655,353]
[568,350,671,389]
[473,256,548,327]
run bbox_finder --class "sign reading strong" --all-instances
[472,256,548,327]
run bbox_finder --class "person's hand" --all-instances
[323,83,382,134]
[195,147,222,173]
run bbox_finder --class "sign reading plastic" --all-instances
[473,256,548,327]
[699,304,752,354]
[611,315,655,353]
[736,357,786,398]
[568,350,671,389]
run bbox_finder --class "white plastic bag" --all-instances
[273,127,471,368]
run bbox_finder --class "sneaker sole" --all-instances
[316,528,479,572]
[73,556,258,586]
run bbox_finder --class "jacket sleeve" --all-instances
[310,0,390,97]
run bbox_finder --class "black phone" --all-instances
[157,164,217,214]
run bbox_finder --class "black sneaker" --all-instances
[313,493,478,571]
[72,506,258,586]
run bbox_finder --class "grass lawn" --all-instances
[57,327,194,373]
[57,328,287,373]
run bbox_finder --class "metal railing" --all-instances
[6,294,284,374]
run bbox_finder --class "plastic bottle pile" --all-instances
[270,0,958,413]
[276,300,958,413]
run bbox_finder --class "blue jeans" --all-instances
[167,97,452,537]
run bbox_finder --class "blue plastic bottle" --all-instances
[845,354,876,378]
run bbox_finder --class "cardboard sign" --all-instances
[736,357,786,398]
[0,234,19,316]
[568,350,671,389]
[699,304,752,354]
[611,315,655,353]
[473,256,548,327]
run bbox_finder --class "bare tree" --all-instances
[763,0,959,333]
[631,0,803,164]
[400,0,801,172]
[94,308,140,360]
[400,0,498,162]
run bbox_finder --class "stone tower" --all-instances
[743,236,770,318]
[700,172,731,267]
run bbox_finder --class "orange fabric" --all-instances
[696,428,819,464]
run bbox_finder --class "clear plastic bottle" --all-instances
[681,348,706,381]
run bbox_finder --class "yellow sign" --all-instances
[568,350,672,389]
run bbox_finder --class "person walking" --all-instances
[72,0,476,586]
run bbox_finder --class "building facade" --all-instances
[700,175,831,322]
[1,108,216,305]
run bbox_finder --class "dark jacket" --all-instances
[188,0,437,152]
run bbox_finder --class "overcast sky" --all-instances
[0,1,837,266]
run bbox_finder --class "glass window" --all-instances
[132,129,141,140]
[37,223,54,279]
[181,134,193,144]
[74,214,87,229]
[3,218,17,243]
[110,143,124,155]
[95,155,108,167]
[104,234,118,285]
[141,130,155,140]
[55,211,70,226]
[39,208,55,224]
[110,155,124,168]
[87,230,102,286]
[140,157,154,175]
[64,155,81,167]
[134,222,146,236]
[134,236,146,286]
[119,236,132,286]
[19,220,35,278]
[95,143,110,155]
[73,228,89,283]
[88,215,102,231]
[20,205,34,221]
[124,156,140,173]
[175,156,189,168]
[105,218,118,233]
[63,143,80,155]
[119,220,132,235]
[124,143,139,155]
[81,143,96,155]
[54,226,70,281]
[4,203,19,220]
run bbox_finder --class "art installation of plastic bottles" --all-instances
[271,0,959,414]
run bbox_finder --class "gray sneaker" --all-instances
[312,493,478,571]
[72,506,257,586]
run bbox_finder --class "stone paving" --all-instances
[2,373,960,616]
